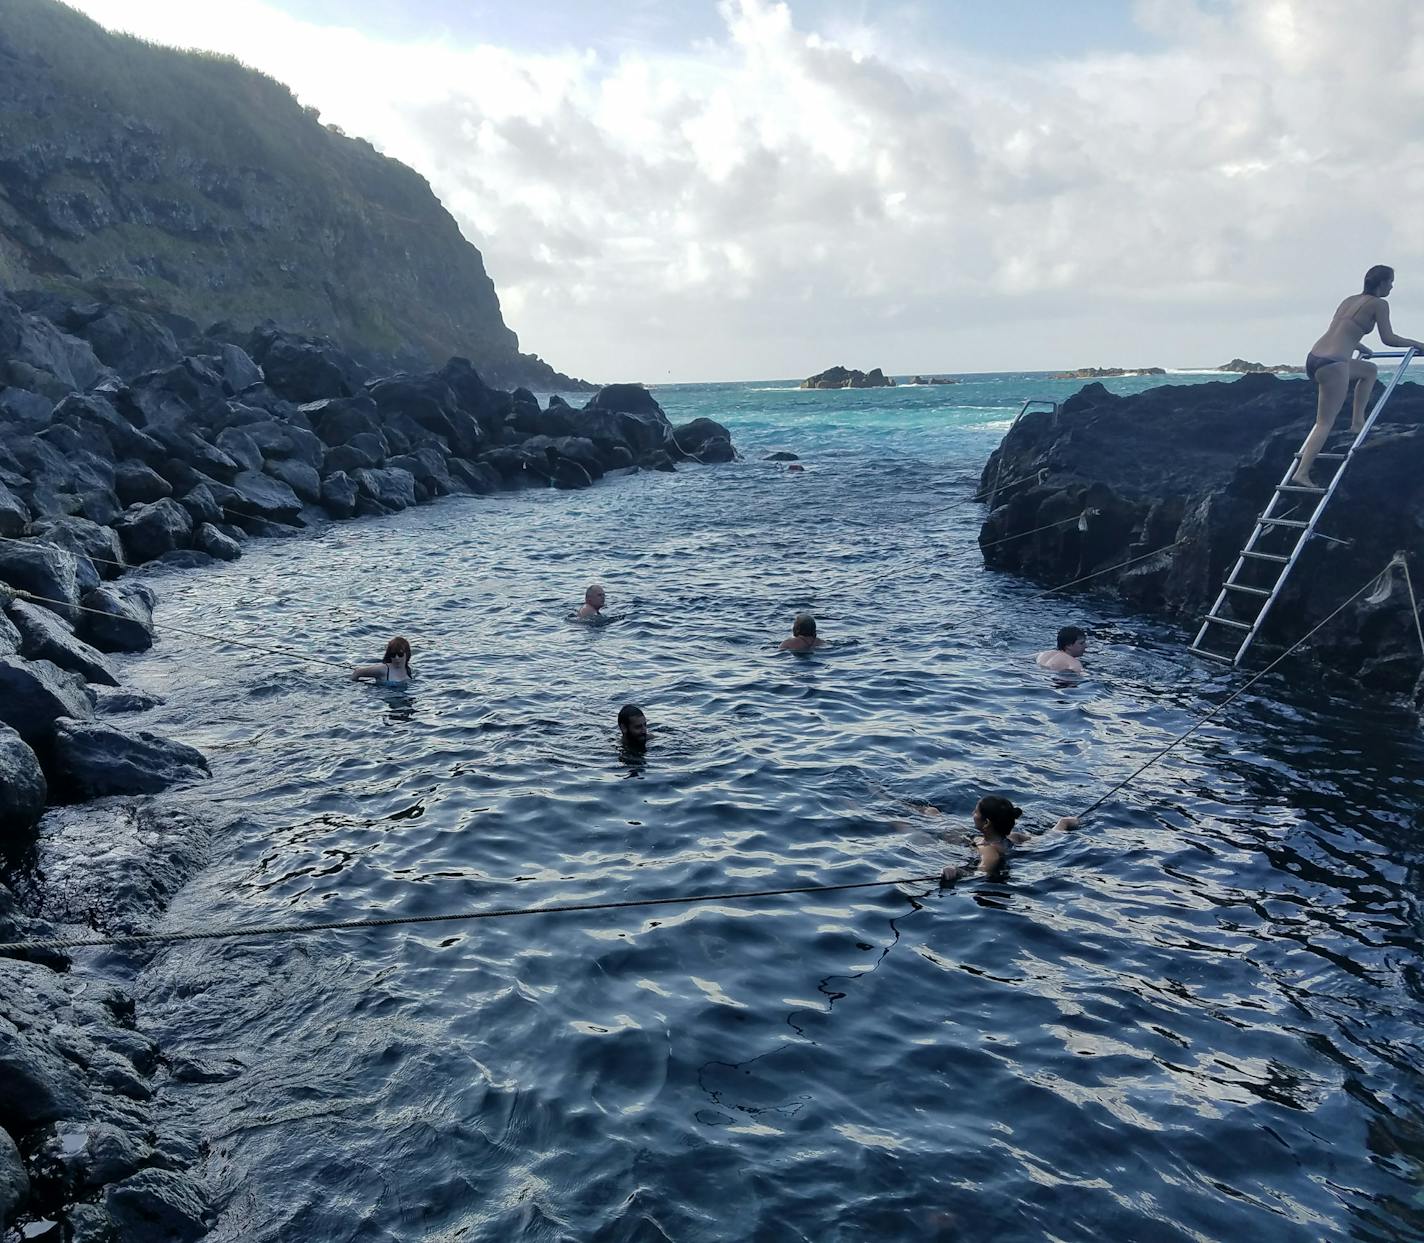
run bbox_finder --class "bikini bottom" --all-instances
[1305,352,1346,381]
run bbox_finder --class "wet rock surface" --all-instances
[978,374,1424,692]
[49,720,210,800]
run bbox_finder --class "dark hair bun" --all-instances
[1011,805,1024,822]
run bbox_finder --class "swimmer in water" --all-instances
[617,703,648,753]
[351,635,413,684]
[1036,625,1086,674]
[574,583,607,623]
[940,795,1078,884]
[779,613,825,651]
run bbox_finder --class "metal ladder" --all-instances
[986,399,1057,507]
[1190,346,1418,666]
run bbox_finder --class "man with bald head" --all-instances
[575,583,607,623]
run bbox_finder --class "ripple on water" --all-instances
[43,382,1424,1242]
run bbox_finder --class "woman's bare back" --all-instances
[1312,294,1378,358]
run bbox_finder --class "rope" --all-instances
[962,467,1048,509]
[1074,561,1389,820]
[0,532,131,575]
[1399,555,1424,661]
[0,873,941,954]
[979,511,1091,551]
[1025,541,1184,601]
[10,589,352,672]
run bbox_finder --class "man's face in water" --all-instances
[1066,635,1087,658]
[621,712,648,747]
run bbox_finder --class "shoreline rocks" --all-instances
[800,365,896,389]
[978,374,1424,699]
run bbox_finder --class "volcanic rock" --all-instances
[49,719,210,799]
[8,600,119,686]
[78,583,157,653]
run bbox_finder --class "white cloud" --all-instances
[61,0,1424,380]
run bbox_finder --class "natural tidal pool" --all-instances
[72,375,1424,1240]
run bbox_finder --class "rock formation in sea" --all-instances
[1051,366,1167,379]
[1216,358,1305,374]
[800,366,896,389]
[0,286,735,1238]
[0,0,584,391]
[977,374,1424,699]
[908,375,959,386]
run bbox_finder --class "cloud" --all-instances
[60,0,1424,379]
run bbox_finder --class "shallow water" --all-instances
[68,375,1424,1239]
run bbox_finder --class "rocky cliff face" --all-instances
[0,0,582,389]
[978,375,1424,699]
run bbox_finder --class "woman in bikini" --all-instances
[939,794,1078,884]
[351,636,413,684]
[1293,265,1424,487]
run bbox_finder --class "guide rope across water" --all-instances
[0,557,1398,958]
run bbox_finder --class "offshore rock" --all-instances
[78,583,156,653]
[978,374,1424,691]
[49,719,210,799]
[8,601,119,687]
[0,723,47,838]
[673,417,736,462]
[800,365,896,389]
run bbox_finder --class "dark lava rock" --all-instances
[218,342,264,393]
[113,498,193,564]
[114,462,173,507]
[800,365,895,389]
[8,600,119,686]
[673,417,735,462]
[0,480,31,536]
[0,1128,28,1226]
[303,395,381,447]
[0,1007,88,1129]
[94,687,164,715]
[251,328,369,403]
[320,471,358,519]
[0,655,94,744]
[215,426,264,473]
[323,443,378,475]
[640,450,678,473]
[63,304,184,379]
[78,583,156,653]
[178,483,223,527]
[586,383,664,416]
[764,450,799,461]
[102,1167,210,1243]
[446,457,500,495]
[153,549,218,571]
[242,418,324,468]
[0,386,53,432]
[978,374,1424,691]
[50,719,210,799]
[0,539,83,623]
[387,447,453,493]
[0,722,46,837]
[0,608,18,656]
[228,470,302,522]
[352,467,416,510]
[264,456,322,503]
[194,522,241,561]
[27,516,125,581]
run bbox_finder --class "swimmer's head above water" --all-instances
[1056,626,1086,657]
[973,794,1023,840]
[779,613,824,651]
[617,703,648,750]
[577,584,606,619]
[351,635,413,683]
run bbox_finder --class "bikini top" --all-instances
[1345,298,1376,332]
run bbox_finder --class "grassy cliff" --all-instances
[0,0,567,380]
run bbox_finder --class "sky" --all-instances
[62,0,1424,382]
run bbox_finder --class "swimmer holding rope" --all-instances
[940,795,1078,885]
[351,636,413,684]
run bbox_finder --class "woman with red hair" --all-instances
[351,636,413,684]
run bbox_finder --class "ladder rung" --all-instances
[1204,615,1252,631]
[1259,517,1309,529]
[1277,484,1326,494]
[1224,583,1271,597]
[1242,551,1289,563]
[1313,453,1346,461]
[1188,647,1235,665]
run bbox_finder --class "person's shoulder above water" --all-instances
[352,634,414,683]
[1036,624,1086,673]
[939,793,1079,886]
[779,612,826,651]
[572,582,608,624]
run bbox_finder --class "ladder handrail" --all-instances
[1190,346,1417,664]
[987,399,1058,507]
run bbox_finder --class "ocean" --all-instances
[78,372,1424,1240]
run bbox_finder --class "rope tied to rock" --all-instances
[978,507,1098,551]
[1027,540,1184,601]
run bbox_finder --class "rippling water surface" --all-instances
[92,374,1424,1240]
